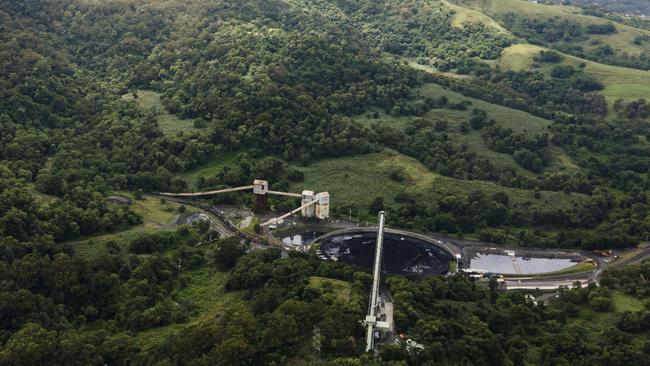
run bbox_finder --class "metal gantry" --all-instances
[157,179,329,225]
[364,211,390,352]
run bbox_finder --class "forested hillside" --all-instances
[453,0,650,70]
[4,0,650,247]
[2,0,650,364]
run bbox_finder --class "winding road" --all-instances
[146,196,650,290]
[308,225,649,290]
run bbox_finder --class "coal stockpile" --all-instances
[319,232,454,275]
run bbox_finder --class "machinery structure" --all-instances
[158,179,329,226]
[259,191,329,227]
[363,211,391,352]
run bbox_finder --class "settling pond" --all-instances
[314,232,455,275]
[468,252,578,275]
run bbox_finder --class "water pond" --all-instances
[469,252,576,275]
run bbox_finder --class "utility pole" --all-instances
[363,211,390,352]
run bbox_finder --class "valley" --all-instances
[3,0,650,364]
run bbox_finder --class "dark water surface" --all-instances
[318,232,454,275]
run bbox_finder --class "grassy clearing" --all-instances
[459,0,583,18]
[377,153,437,190]
[570,307,619,333]
[122,90,199,136]
[612,291,645,312]
[442,0,511,34]
[457,130,535,177]
[418,83,552,135]
[577,59,650,109]
[498,43,543,71]
[289,150,587,210]
[356,83,576,174]
[458,0,650,56]
[289,151,413,207]
[68,225,156,259]
[181,151,242,189]
[498,43,650,110]
[241,216,261,235]
[67,195,191,258]
[546,146,580,173]
[309,276,352,301]
[589,25,650,57]
[405,59,470,79]
[355,107,412,129]
[567,290,645,335]
[130,195,189,226]
[174,269,238,318]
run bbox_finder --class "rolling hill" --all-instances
[3,0,650,364]
[498,43,650,109]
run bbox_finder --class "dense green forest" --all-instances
[3,0,650,248]
[3,230,650,365]
[3,0,650,364]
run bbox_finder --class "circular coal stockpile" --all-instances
[318,232,454,275]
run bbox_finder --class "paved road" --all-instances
[612,246,650,267]
[505,277,592,290]
[197,209,235,238]
[146,199,650,289]
[308,225,650,290]
[147,195,286,248]
[428,234,618,290]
